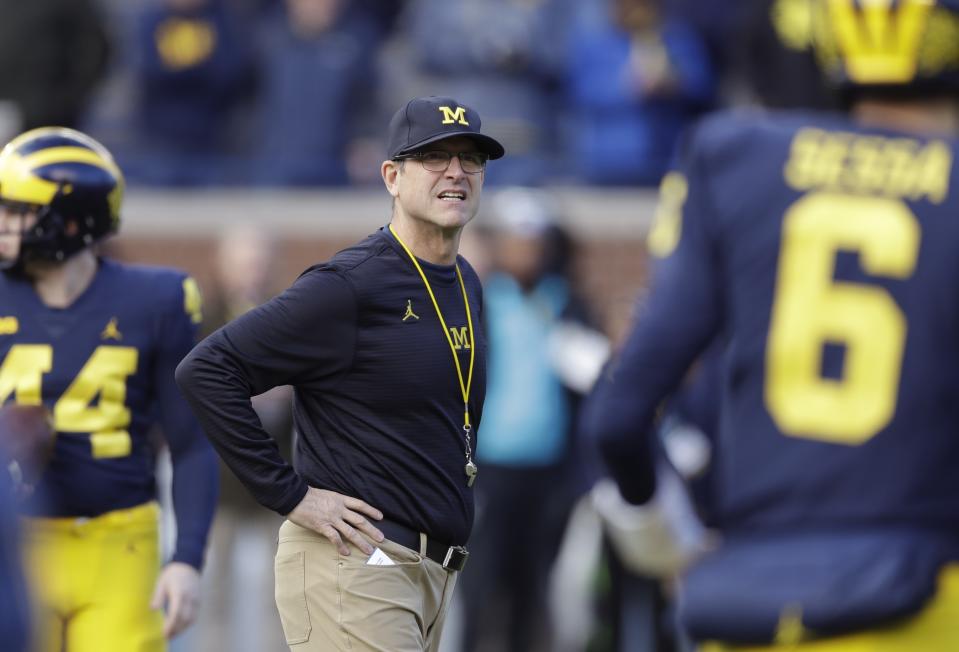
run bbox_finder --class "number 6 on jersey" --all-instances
[765,192,920,444]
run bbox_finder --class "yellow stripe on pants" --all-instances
[701,564,959,652]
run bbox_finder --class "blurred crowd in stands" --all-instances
[0,0,835,189]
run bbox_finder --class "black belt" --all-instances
[377,518,468,572]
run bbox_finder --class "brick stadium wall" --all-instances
[110,188,657,343]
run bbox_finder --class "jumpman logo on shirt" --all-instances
[403,300,419,322]
[101,317,123,341]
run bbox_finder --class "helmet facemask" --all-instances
[0,127,123,272]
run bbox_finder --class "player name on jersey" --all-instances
[785,127,952,203]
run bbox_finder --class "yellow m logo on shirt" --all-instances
[450,326,471,350]
[438,106,469,126]
[826,0,932,83]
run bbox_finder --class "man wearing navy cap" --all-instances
[176,96,504,651]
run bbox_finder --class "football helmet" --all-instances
[812,0,959,98]
[0,127,123,268]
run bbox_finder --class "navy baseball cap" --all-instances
[387,96,505,160]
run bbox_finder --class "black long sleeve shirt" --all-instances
[176,228,486,545]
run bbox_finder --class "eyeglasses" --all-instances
[394,150,488,174]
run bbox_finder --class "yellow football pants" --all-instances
[22,501,165,652]
[701,565,959,652]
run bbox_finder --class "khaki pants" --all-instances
[274,520,458,651]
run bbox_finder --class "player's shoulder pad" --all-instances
[100,259,201,324]
[680,110,764,163]
[681,108,826,169]
[101,259,189,289]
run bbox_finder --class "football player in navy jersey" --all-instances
[0,127,218,651]
[590,1,959,649]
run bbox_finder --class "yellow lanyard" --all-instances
[389,224,478,484]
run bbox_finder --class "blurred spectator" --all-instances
[191,223,290,652]
[564,0,716,185]
[381,0,575,185]
[204,222,294,506]
[126,0,254,185]
[668,0,738,88]
[456,223,495,283]
[203,222,283,337]
[0,0,110,137]
[357,0,406,35]
[250,0,384,185]
[461,188,607,652]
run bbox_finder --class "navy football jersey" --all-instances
[598,109,959,535]
[0,259,216,567]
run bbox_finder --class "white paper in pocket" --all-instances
[366,547,396,566]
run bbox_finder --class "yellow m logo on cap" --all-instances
[438,106,469,126]
[826,0,932,84]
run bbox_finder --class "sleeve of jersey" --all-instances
[591,134,723,505]
[155,275,219,570]
[175,268,357,516]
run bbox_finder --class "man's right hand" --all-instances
[288,487,384,556]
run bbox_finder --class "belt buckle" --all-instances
[442,545,469,572]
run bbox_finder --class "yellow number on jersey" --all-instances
[0,345,53,405]
[55,347,139,458]
[647,172,688,259]
[0,345,139,458]
[765,192,920,444]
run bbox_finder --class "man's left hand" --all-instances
[150,561,201,639]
